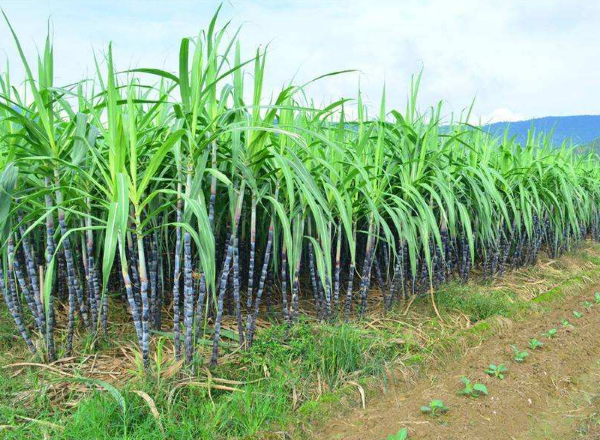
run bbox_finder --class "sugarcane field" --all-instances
[2,2,600,439]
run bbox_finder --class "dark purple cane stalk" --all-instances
[172,197,183,359]
[280,243,290,325]
[490,235,501,278]
[44,179,57,360]
[308,240,322,319]
[387,244,404,309]
[8,235,44,335]
[155,250,164,332]
[246,221,274,348]
[232,236,244,345]
[149,233,159,329]
[245,196,257,321]
[135,231,151,369]
[193,270,207,345]
[84,211,103,334]
[118,235,143,349]
[344,261,356,320]
[54,170,90,331]
[98,266,107,336]
[211,187,245,365]
[17,215,44,329]
[291,256,301,324]
[358,225,375,316]
[210,232,234,366]
[182,230,195,364]
[344,228,357,320]
[57,252,67,302]
[81,230,97,333]
[1,265,36,354]
[127,231,141,306]
[373,256,386,306]
[382,242,390,285]
[323,272,332,320]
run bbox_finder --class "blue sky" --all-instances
[1,0,598,123]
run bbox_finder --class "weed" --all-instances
[435,284,521,322]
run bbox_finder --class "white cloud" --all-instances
[0,0,599,120]
[470,108,526,126]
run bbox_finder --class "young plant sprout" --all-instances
[512,345,529,363]
[386,428,409,440]
[543,328,557,338]
[459,377,488,397]
[573,311,583,319]
[485,364,508,379]
[420,400,449,417]
[528,338,544,350]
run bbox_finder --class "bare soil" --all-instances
[321,282,600,439]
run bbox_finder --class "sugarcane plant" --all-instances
[2,8,600,369]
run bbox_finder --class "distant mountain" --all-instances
[482,115,600,146]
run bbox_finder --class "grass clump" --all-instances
[435,283,522,322]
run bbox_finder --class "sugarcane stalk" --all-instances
[54,169,90,331]
[211,184,244,365]
[149,233,159,330]
[245,195,257,321]
[18,214,44,329]
[44,178,57,360]
[172,196,183,359]
[210,232,234,366]
[358,221,375,316]
[232,235,244,345]
[8,234,44,335]
[182,230,195,364]
[0,265,36,354]
[118,235,143,350]
[135,219,150,369]
[246,220,274,348]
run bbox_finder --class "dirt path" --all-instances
[321,285,600,440]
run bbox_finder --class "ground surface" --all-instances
[321,280,600,439]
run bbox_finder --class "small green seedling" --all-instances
[595,292,600,304]
[386,428,409,440]
[543,328,557,338]
[561,319,571,328]
[420,399,449,416]
[512,345,529,363]
[584,301,592,309]
[528,338,544,350]
[458,377,488,397]
[573,310,583,319]
[485,363,508,379]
